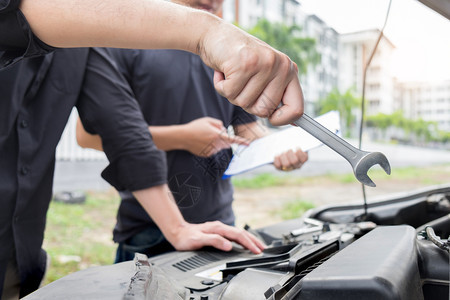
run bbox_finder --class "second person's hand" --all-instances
[181,117,249,157]
[168,220,266,255]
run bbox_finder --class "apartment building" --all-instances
[223,0,339,114]
[222,0,303,28]
[395,80,450,132]
[301,15,339,114]
[338,29,396,116]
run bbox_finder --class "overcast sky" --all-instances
[299,0,450,82]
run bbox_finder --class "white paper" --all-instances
[223,111,341,177]
[194,264,226,281]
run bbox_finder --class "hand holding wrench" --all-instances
[293,114,391,187]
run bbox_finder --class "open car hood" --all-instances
[419,0,450,19]
[24,184,450,300]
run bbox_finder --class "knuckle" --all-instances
[223,88,241,103]
[234,97,254,113]
[291,105,304,119]
[261,49,277,70]
[240,48,260,72]
[291,60,299,73]
[211,220,221,227]
[281,55,294,77]
[255,106,271,118]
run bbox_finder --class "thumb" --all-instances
[213,70,226,97]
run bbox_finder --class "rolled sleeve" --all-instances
[0,0,54,68]
[77,47,167,191]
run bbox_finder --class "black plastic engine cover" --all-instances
[298,226,424,300]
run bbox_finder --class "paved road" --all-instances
[53,140,450,192]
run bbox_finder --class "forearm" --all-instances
[77,120,188,152]
[132,184,187,244]
[19,0,219,53]
[148,125,188,151]
[132,184,265,254]
[76,118,104,151]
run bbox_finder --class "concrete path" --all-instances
[53,140,450,192]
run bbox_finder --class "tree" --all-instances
[317,88,361,137]
[365,113,391,139]
[247,19,320,75]
[366,110,440,145]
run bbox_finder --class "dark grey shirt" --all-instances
[105,49,257,243]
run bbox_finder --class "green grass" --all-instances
[275,199,316,220]
[232,164,450,188]
[231,173,286,188]
[43,191,120,285]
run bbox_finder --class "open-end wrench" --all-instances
[293,114,391,187]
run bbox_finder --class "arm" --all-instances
[77,48,264,254]
[234,121,309,171]
[133,185,264,253]
[76,118,103,151]
[76,119,264,253]
[18,0,304,125]
[77,116,249,157]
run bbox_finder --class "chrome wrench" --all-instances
[293,114,391,187]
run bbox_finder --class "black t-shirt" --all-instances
[106,49,257,243]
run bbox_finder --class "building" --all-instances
[223,0,339,114]
[222,0,303,28]
[395,80,450,132]
[301,15,339,114]
[338,29,396,116]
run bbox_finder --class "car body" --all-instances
[24,183,450,300]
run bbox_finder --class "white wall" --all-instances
[56,108,107,161]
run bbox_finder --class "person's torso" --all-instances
[0,49,88,290]
[111,49,243,240]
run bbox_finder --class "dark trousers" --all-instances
[114,226,175,263]
[0,257,20,300]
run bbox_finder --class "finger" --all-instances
[213,70,226,93]
[269,64,304,126]
[286,149,300,168]
[212,133,233,152]
[199,233,234,252]
[214,69,250,104]
[205,222,262,254]
[279,151,291,169]
[226,230,262,254]
[273,155,282,170]
[219,132,250,146]
[243,231,266,251]
[206,145,220,157]
[229,65,277,116]
[296,149,309,164]
[199,142,220,157]
[236,53,292,118]
[232,70,284,118]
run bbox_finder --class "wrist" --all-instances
[193,13,225,67]
[176,123,192,150]
[166,220,188,239]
